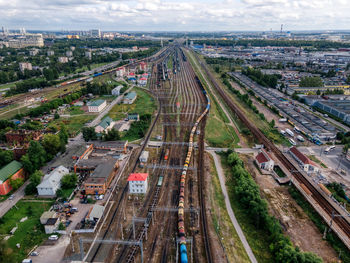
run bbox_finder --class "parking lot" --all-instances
[231,72,339,142]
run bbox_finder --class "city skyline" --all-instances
[1,0,350,31]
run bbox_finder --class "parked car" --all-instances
[22,259,32,263]
[30,251,39,256]
[9,194,14,200]
[49,235,59,241]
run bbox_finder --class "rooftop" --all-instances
[290,147,316,166]
[128,173,148,181]
[125,92,137,100]
[46,218,58,226]
[97,116,114,129]
[88,99,106,107]
[255,149,271,164]
[0,161,23,184]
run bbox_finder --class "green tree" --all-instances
[103,128,121,141]
[27,141,46,171]
[21,154,34,174]
[269,119,275,128]
[299,76,323,87]
[59,124,69,152]
[82,127,97,142]
[61,173,78,189]
[54,112,60,119]
[9,178,24,190]
[0,150,14,167]
[42,134,61,156]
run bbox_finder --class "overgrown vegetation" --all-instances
[242,67,280,89]
[225,151,323,263]
[289,186,350,262]
[299,76,323,87]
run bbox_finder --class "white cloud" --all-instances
[0,0,349,31]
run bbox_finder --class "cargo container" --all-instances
[300,183,312,196]
[286,129,294,137]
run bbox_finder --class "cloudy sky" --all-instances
[0,0,349,31]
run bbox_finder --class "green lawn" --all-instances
[0,200,53,262]
[186,50,240,148]
[54,115,95,137]
[220,153,274,263]
[208,154,250,262]
[0,82,17,91]
[108,88,156,121]
[69,106,85,115]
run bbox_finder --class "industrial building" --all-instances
[84,160,118,195]
[111,85,123,96]
[37,166,69,197]
[0,161,25,195]
[314,100,350,125]
[289,147,319,174]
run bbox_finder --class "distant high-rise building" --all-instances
[7,34,44,48]
[66,50,73,57]
[85,51,92,59]
[90,29,101,38]
[58,57,69,63]
[20,27,26,35]
[47,50,55,56]
[19,62,32,72]
[29,49,39,56]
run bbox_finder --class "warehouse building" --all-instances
[84,160,118,195]
[314,100,350,125]
[37,166,69,197]
[0,161,25,195]
[289,147,319,174]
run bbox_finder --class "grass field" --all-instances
[108,88,156,121]
[220,153,274,263]
[208,154,250,262]
[186,50,240,148]
[68,106,85,115]
[0,82,17,91]
[0,200,53,262]
[54,115,95,136]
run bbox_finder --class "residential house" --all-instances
[128,173,148,194]
[255,149,275,171]
[128,113,139,121]
[138,77,147,86]
[95,117,115,133]
[123,92,137,104]
[0,161,25,195]
[87,99,106,113]
[289,146,319,173]
[37,166,69,197]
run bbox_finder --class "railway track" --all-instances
[192,50,350,246]
[86,53,167,263]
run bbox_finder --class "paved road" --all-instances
[207,150,257,263]
[0,180,30,218]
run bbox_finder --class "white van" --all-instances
[49,235,59,241]
[289,138,297,146]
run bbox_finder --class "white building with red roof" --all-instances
[138,77,148,86]
[128,173,148,194]
[255,149,274,171]
[289,146,319,173]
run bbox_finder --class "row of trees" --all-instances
[82,126,121,142]
[299,76,324,87]
[242,67,279,89]
[24,125,69,195]
[122,47,160,60]
[226,151,322,263]
[26,90,82,118]
[192,39,350,50]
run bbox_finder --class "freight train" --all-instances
[178,75,210,263]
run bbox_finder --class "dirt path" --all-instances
[208,150,257,263]
[242,154,339,263]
